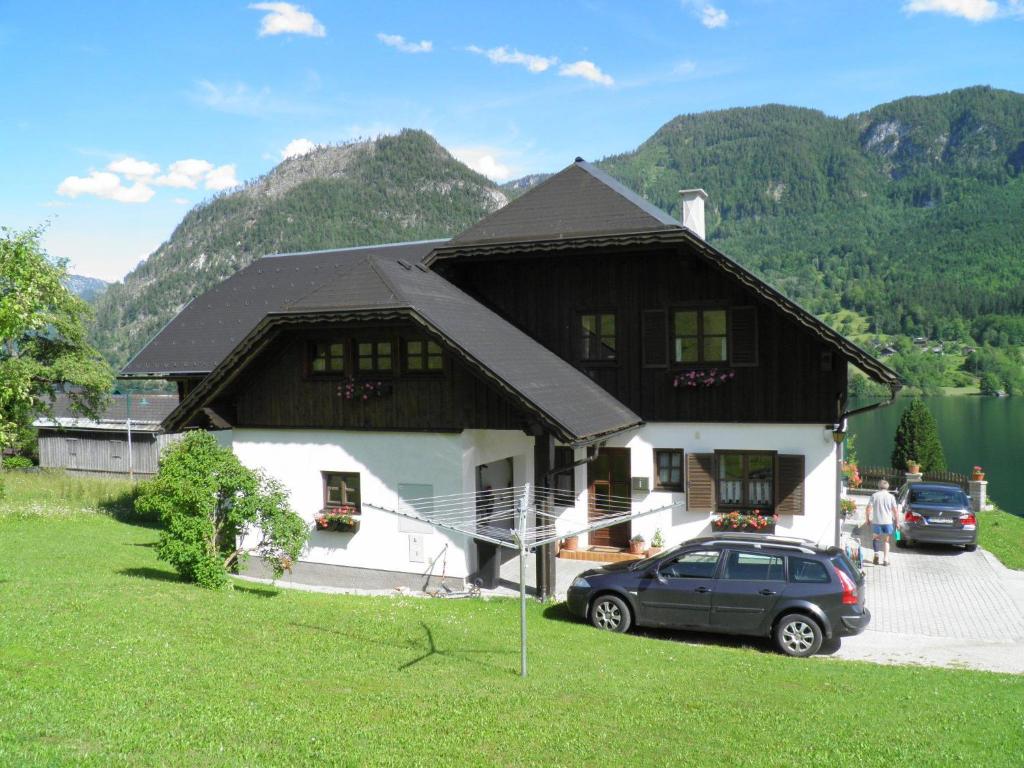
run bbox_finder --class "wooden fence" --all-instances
[858,466,969,492]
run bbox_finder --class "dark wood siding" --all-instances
[438,246,847,424]
[229,322,530,432]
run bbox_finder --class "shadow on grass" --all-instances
[99,488,161,529]
[292,620,515,674]
[125,541,158,548]
[119,566,182,583]
[232,583,279,598]
[542,601,842,658]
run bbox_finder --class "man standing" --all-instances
[866,479,899,566]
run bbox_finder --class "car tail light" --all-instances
[960,513,977,529]
[905,508,923,523]
[834,565,859,605]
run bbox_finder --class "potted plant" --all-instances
[972,465,985,481]
[906,458,921,474]
[561,534,579,551]
[839,498,857,519]
[629,534,646,555]
[648,529,665,556]
[313,504,360,533]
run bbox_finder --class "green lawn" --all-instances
[1,477,1023,766]
[979,505,1024,570]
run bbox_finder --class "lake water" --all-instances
[848,396,1024,515]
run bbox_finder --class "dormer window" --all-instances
[673,309,727,365]
[358,341,393,373]
[405,340,443,372]
[580,312,616,361]
[311,341,345,374]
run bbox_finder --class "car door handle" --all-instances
[695,586,711,593]
[758,589,777,596]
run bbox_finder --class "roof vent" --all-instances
[397,259,412,270]
[574,156,584,163]
[679,188,709,240]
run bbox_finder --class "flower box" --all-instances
[314,507,360,533]
[711,510,778,534]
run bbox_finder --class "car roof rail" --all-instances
[701,532,819,554]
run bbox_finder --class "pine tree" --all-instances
[891,399,947,472]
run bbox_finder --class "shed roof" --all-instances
[33,393,179,433]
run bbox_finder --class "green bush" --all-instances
[136,431,308,589]
[1,455,33,469]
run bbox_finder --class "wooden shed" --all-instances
[33,394,180,478]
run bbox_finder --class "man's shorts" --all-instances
[872,524,894,536]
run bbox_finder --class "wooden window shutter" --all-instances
[776,454,805,516]
[686,453,715,512]
[729,306,758,367]
[642,309,668,368]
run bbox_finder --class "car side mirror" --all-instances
[648,568,667,583]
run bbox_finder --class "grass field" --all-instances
[979,505,1024,570]
[1,474,1023,766]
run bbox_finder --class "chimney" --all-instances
[679,188,709,240]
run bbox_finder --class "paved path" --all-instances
[827,499,1024,673]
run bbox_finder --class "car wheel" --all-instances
[774,613,823,657]
[590,594,632,633]
[965,543,977,552]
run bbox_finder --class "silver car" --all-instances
[896,482,977,551]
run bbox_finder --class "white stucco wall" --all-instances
[231,428,533,579]
[556,422,839,550]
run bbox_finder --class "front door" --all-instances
[588,448,631,548]
[710,549,787,634]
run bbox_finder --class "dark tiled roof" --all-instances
[121,241,445,376]
[39,394,179,424]
[447,160,680,246]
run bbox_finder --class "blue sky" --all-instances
[2,0,1022,281]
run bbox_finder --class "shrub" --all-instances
[2,455,33,469]
[136,431,308,589]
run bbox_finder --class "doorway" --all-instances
[588,448,631,548]
[474,458,514,587]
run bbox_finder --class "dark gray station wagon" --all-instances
[566,534,869,657]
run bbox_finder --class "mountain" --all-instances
[66,274,109,303]
[598,86,1024,342]
[90,130,507,368]
[92,87,1024,372]
[501,173,552,198]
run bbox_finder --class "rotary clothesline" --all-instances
[365,483,687,678]
[365,483,682,551]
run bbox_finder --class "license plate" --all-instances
[927,518,952,525]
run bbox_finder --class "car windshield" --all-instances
[910,488,967,506]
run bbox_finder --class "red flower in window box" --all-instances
[314,504,360,532]
[711,510,778,533]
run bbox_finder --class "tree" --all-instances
[136,431,308,589]
[891,398,947,472]
[0,226,112,453]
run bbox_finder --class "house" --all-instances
[122,159,900,595]
[33,393,181,478]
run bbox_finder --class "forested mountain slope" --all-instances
[91,130,507,368]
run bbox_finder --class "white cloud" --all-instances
[106,156,160,181]
[193,79,321,117]
[172,197,190,205]
[681,0,729,28]
[451,147,517,182]
[467,45,557,73]
[281,138,316,159]
[154,159,214,189]
[249,2,326,37]
[57,171,155,204]
[377,33,432,54]
[204,164,239,191]
[558,60,614,86]
[903,0,999,20]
